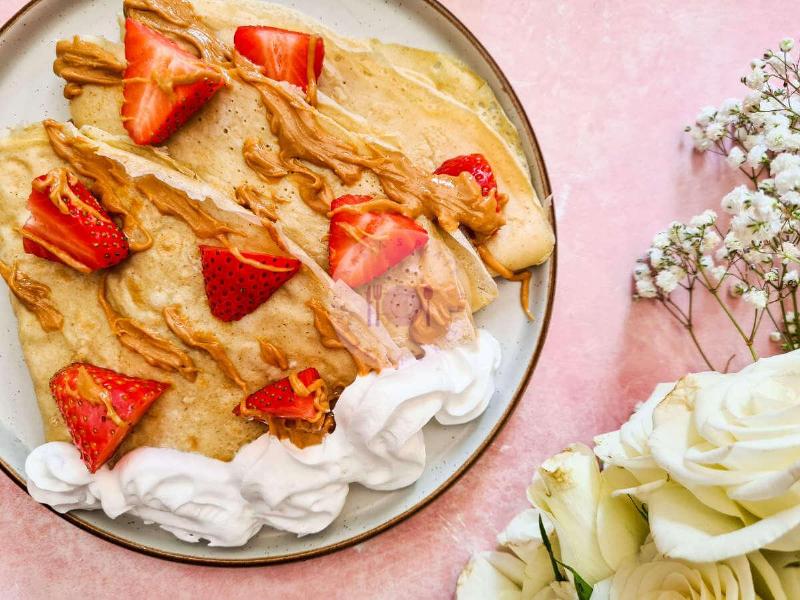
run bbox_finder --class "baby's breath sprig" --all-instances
[636,37,800,369]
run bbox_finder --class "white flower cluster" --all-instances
[457,353,800,599]
[636,38,800,355]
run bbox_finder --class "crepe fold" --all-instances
[63,0,554,313]
[0,121,408,461]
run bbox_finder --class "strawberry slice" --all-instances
[199,245,301,322]
[22,169,130,272]
[234,26,324,92]
[328,195,429,288]
[434,154,500,209]
[50,363,169,472]
[234,367,321,422]
[122,19,225,145]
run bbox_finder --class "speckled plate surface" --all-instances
[0,0,555,565]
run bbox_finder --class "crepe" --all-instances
[0,121,408,460]
[62,0,554,313]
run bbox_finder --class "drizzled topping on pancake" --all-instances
[99,276,198,380]
[53,37,125,99]
[307,298,391,376]
[234,184,278,221]
[75,366,125,427]
[410,283,466,346]
[123,0,229,63]
[259,339,289,370]
[163,305,248,392]
[477,243,533,321]
[0,260,63,332]
[43,120,153,251]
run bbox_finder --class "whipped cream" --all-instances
[26,329,501,546]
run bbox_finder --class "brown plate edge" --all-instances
[0,0,558,567]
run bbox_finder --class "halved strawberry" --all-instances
[435,153,499,199]
[328,195,429,288]
[200,245,301,322]
[22,169,129,272]
[234,26,324,92]
[122,18,225,145]
[50,363,169,472]
[234,367,321,422]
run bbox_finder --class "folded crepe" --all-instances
[0,120,427,461]
[58,0,554,314]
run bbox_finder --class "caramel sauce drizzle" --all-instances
[0,260,63,332]
[75,366,124,426]
[53,36,125,99]
[307,298,388,376]
[258,339,289,370]
[99,276,198,381]
[44,120,153,252]
[163,305,248,392]
[477,244,533,320]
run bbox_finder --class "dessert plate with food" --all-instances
[0,0,555,563]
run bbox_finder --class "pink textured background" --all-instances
[0,0,790,598]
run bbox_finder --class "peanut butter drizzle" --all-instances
[476,244,533,320]
[123,65,226,97]
[99,276,198,381]
[75,366,124,426]
[123,0,229,64]
[305,35,319,106]
[234,184,278,221]
[137,175,294,272]
[327,197,418,220]
[32,167,105,221]
[237,369,333,448]
[53,36,125,99]
[163,305,248,392]
[242,138,333,214]
[43,120,153,252]
[307,298,386,376]
[410,283,466,345]
[0,260,63,332]
[18,228,92,273]
[258,339,289,370]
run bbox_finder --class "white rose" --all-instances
[637,352,800,562]
[589,540,764,600]
[457,509,578,600]
[527,444,648,584]
[765,550,800,598]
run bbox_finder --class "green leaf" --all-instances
[556,561,594,600]
[538,514,566,582]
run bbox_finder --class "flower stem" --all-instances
[699,268,759,361]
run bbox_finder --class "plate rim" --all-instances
[0,0,558,566]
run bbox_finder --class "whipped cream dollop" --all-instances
[26,329,501,546]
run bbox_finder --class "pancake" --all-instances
[0,121,407,461]
[60,0,554,314]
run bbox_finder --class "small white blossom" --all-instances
[775,166,800,195]
[730,281,748,297]
[770,330,783,342]
[688,125,711,151]
[690,209,718,227]
[633,263,651,281]
[710,266,727,283]
[742,288,768,309]
[770,152,800,175]
[715,246,730,261]
[745,66,767,90]
[742,91,764,112]
[721,186,750,214]
[781,190,800,205]
[781,242,800,260]
[764,269,779,283]
[747,144,768,168]
[766,125,791,151]
[700,229,722,253]
[649,247,665,268]
[787,311,797,322]
[784,270,799,286]
[651,231,671,249]
[696,105,717,126]
[780,37,795,52]
[704,121,725,141]
[655,268,684,294]
[635,278,658,299]
[790,323,798,334]
[726,146,746,168]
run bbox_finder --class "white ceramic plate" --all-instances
[0,0,555,565]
